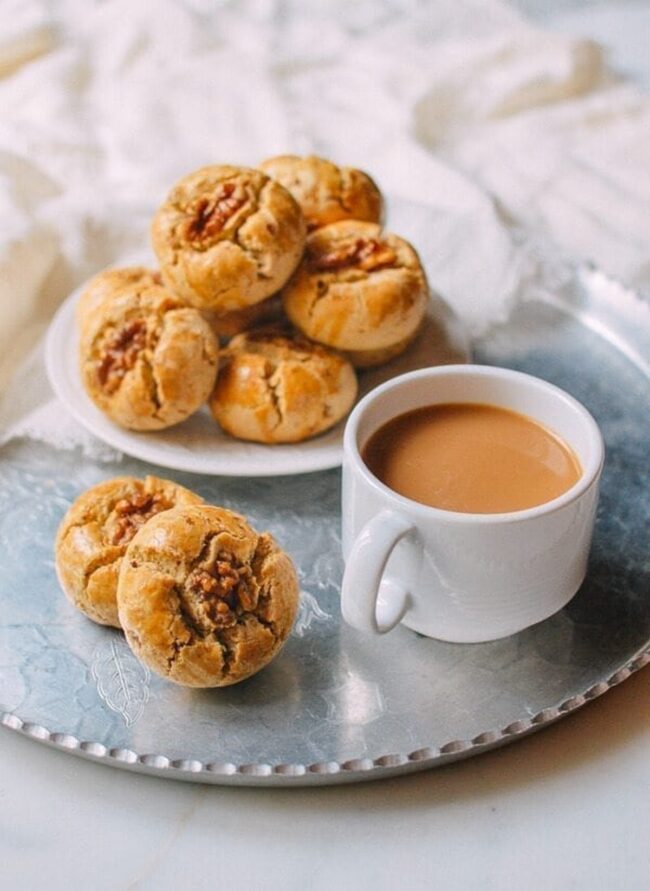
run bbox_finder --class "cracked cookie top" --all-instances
[151,165,307,313]
[209,328,358,444]
[76,267,163,340]
[117,505,300,687]
[79,280,219,431]
[259,154,383,231]
[55,476,203,628]
[281,220,429,361]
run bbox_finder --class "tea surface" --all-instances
[362,402,582,513]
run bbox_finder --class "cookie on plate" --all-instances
[117,505,300,687]
[281,220,429,367]
[209,328,358,443]
[259,154,383,231]
[55,475,202,628]
[76,267,162,338]
[80,281,219,430]
[151,165,306,313]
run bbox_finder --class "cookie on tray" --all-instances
[80,280,219,430]
[151,165,306,313]
[117,505,300,687]
[55,475,203,628]
[76,267,162,338]
[209,328,358,443]
[259,154,383,231]
[281,220,429,367]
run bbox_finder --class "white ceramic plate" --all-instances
[45,287,468,477]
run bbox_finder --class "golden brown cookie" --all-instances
[151,165,306,313]
[55,476,202,628]
[259,154,383,231]
[281,220,429,368]
[117,505,300,687]
[79,281,219,430]
[209,328,358,443]
[76,267,162,338]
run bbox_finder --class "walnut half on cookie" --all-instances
[55,476,203,628]
[117,505,300,687]
[151,165,306,313]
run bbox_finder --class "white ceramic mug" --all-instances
[341,365,604,643]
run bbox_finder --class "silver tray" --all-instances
[1,266,648,785]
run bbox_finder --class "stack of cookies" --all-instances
[55,476,300,687]
[77,155,431,444]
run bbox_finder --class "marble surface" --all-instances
[1,2,649,888]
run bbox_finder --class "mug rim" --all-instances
[344,364,605,525]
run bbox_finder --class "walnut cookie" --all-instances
[117,505,300,687]
[209,328,358,444]
[76,267,162,340]
[55,476,203,628]
[259,154,383,231]
[281,220,429,368]
[80,279,219,430]
[151,165,306,313]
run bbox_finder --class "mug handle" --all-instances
[341,510,415,635]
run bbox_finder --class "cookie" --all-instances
[259,154,382,231]
[281,220,428,368]
[117,505,300,687]
[209,328,358,443]
[79,281,219,430]
[151,165,306,313]
[76,267,162,338]
[55,476,202,628]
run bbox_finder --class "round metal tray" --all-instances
[1,266,648,785]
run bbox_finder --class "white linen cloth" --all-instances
[0,0,648,450]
